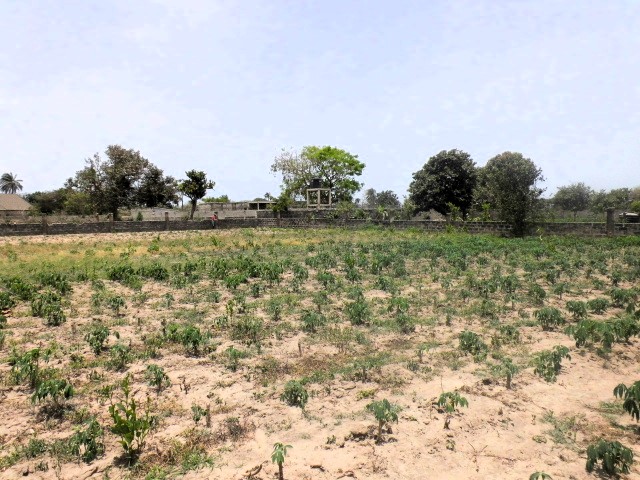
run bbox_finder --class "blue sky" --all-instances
[2,0,639,201]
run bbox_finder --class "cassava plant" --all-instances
[613,381,640,422]
[271,442,292,480]
[366,399,401,443]
[585,439,633,476]
[437,391,469,429]
[108,374,155,464]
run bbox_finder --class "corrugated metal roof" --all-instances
[0,194,32,211]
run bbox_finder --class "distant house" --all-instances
[0,194,32,218]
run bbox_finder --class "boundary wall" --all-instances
[1,218,640,237]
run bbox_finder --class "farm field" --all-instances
[0,228,638,480]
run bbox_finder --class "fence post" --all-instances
[108,214,114,232]
[606,208,615,236]
[42,216,48,236]
[165,212,169,231]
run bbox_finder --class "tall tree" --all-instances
[553,182,593,219]
[590,188,631,213]
[136,166,179,208]
[271,146,365,201]
[178,170,215,220]
[408,149,477,219]
[0,172,23,194]
[70,145,177,219]
[481,152,545,236]
[362,188,401,209]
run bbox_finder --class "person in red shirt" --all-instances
[210,212,218,228]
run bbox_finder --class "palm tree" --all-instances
[0,173,23,194]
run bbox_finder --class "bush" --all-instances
[68,418,105,463]
[109,375,154,464]
[586,439,633,475]
[280,380,308,409]
[85,325,110,355]
[145,365,171,393]
[534,307,565,330]
[32,378,74,408]
[533,346,570,382]
[366,399,401,443]
[458,331,488,361]
[613,381,640,422]
[31,290,66,326]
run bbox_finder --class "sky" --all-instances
[2,0,639,201]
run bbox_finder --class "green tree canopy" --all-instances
[271,146,365,201]
[0,172,23,194]
[24,189,69,215]
[481,152,545,236]
[361,188,401,210]
[70,145,177,219]
[408,149,477,218]
[590,188,631,213]
[178,170,215,219]
[553,182,593,218]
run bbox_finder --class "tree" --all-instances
[71,146,161,219]
[481,152,545,236]
[553,183,593,219]
[24,189,69,215]
[0,172,23,194]
[271,146,365,202]
[408,149,477,219]
[136,166,179,208]
[590,188,631,213]
[362,188,401,210]
[178,170,214,220]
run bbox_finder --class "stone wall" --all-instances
[1,218,640,238]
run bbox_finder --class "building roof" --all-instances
[0,194,32,211]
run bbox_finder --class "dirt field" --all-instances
[0,229,638,479]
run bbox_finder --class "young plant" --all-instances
[437,391,469,429]
[9,347,43,388]
[108,343,133,371]
[566,300,587,320]
[613,381,640,422]
[534,307,565,331]
[280,380,308,409]
[32,378,74,412]
[585,439,634,476]
[180,325,207,356]
[366,398,402,443]
[458,330,488,361]
[533,346,570,382]
[109,375,154,464]
[492,357,519,389]
[529,473,552,480]
[271,442,292,480]
[68,417,105,463]
[144,364,171,393]
[85,324,110,355]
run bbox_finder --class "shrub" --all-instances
[586,440,633,475]
[565,320,615,350]
[109,375,154,464]
[32,378,74,409]
[345,296,370,326]
[366,399,401,443]
[85,325,110,355]
[0,291,15,310]
[437,391,468,428]
[180,325,207,356]
[565,300,587,320]
[533,346,570,382]
[587,298,610,314]
[231,317,264,350]
[613,381,640,422]
[492,357,519,389]
[145,365,171,393]
[534,307,565,331]
[280,380,308,409]
[458,331,488,361]
[31,290,66,326]
[9,347,43,388]
[68,418,105,463]
[300,310,327,333]
[108,343,133,371]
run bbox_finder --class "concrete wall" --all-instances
[1,218,640,238]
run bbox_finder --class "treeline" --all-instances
[16,145,640,234]
[23,146,214,220]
